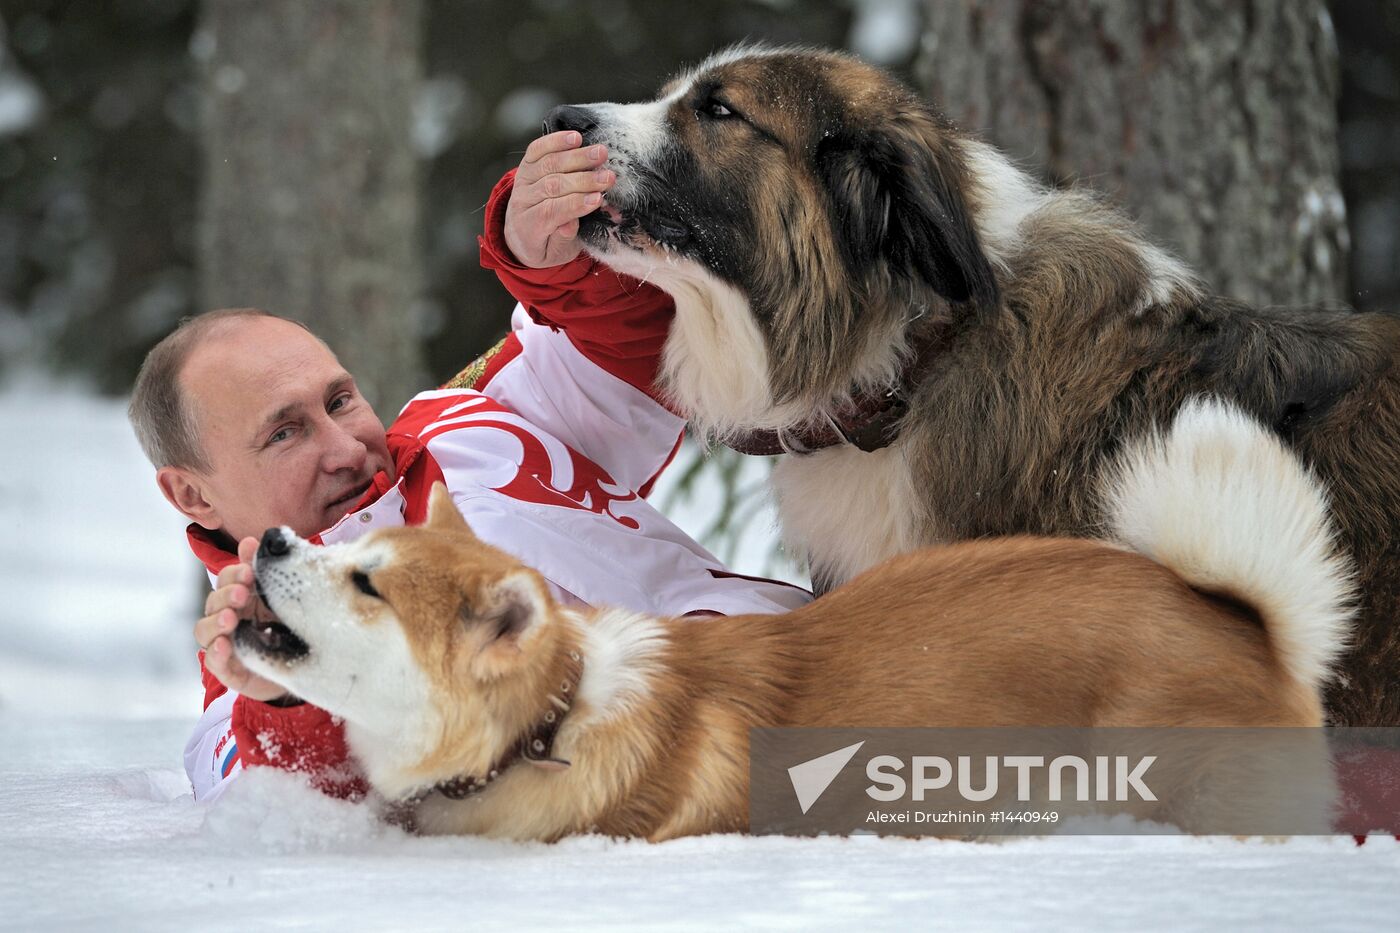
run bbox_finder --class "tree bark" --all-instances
[917,0,1348,307]
[197,0,425,414]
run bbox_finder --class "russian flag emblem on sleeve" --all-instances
[219,741,239,778]
[213,728,240,779]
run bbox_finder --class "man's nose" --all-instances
[321,420,369,473]
[544,105,598,137]
[258,527,290,560]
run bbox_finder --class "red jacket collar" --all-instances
[185,432,425,576]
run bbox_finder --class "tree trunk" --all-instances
[196,0,425,415]
[917,0,1348,307]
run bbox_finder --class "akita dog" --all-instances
[233,400,1349,840]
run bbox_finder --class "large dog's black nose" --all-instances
[258,527,291,560]
[544,104,598,136]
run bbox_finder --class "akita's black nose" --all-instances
[258,527,291,560]
[544,104,598,136]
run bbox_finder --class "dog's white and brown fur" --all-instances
[553,46,1400,726]
[233,400,1349,841]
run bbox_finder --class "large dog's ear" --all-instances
[818,114,998,307]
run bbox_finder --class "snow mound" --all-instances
[109,767,192,803]
[202,768,397,854]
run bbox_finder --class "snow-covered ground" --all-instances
[0,374,199,720]
[2,376,1397,931]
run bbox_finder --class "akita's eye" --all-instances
[352,570,381,599]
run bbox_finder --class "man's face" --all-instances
[172,317,393,542]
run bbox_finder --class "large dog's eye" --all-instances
[352,570,380,599]
[697,97,736,120]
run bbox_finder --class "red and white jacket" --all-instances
[184,171,812,801]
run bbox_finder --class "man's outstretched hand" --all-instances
[504,130,615,268]
[195,535,290,704]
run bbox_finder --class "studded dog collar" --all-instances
[421,649,584,803]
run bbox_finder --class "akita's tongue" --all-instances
[239,617,310,659]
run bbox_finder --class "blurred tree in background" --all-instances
[0,0,197,393]
[921,0,1347,307]
[1333,0,1400,310]
[197,0,426,415]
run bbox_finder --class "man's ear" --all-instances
[426,482,475,538]
[817,112,999,308]
[156,466,221,529]
[468,572,547,679]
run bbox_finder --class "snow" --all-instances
[3,718,1398,930]
[413,76,475,159]
[0,373,200,719]
[0,70,43,136]
[848,0,923,66]
[494,87,563,137]
[2,376,1398,930]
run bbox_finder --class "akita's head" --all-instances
[231,484,576,797]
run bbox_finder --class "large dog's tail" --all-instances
[1102,397,1354,694]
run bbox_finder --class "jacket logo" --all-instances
[419,396,642,530]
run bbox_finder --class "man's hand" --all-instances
[195,536,289,703]
[504,130,615,268]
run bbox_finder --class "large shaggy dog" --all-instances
[548,46,1400,726]
[233,405,1346,839]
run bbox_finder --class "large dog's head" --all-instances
[231,485,576,798]
[550,46,999,434]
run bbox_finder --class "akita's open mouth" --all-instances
[234,617,310,662]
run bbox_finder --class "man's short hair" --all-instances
[128,308,308,470]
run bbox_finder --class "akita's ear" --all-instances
[818,113,998,308]
[426,482,475,538]
[469,572,547,678]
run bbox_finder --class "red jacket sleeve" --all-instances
[478,169,676,399]
[200,653,366,798]
[230,696,366,798]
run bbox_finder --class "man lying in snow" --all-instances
[128,131,811,802]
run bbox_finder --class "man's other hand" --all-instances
[504,130,614,268]
[195,536,290,703]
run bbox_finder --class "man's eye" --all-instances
[267,427,293,445]
[352,571,380,599]
[329,393,351,413]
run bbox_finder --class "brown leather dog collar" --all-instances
[424,650,584,803]
[724,390,910,456]
[722,317,948,457]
